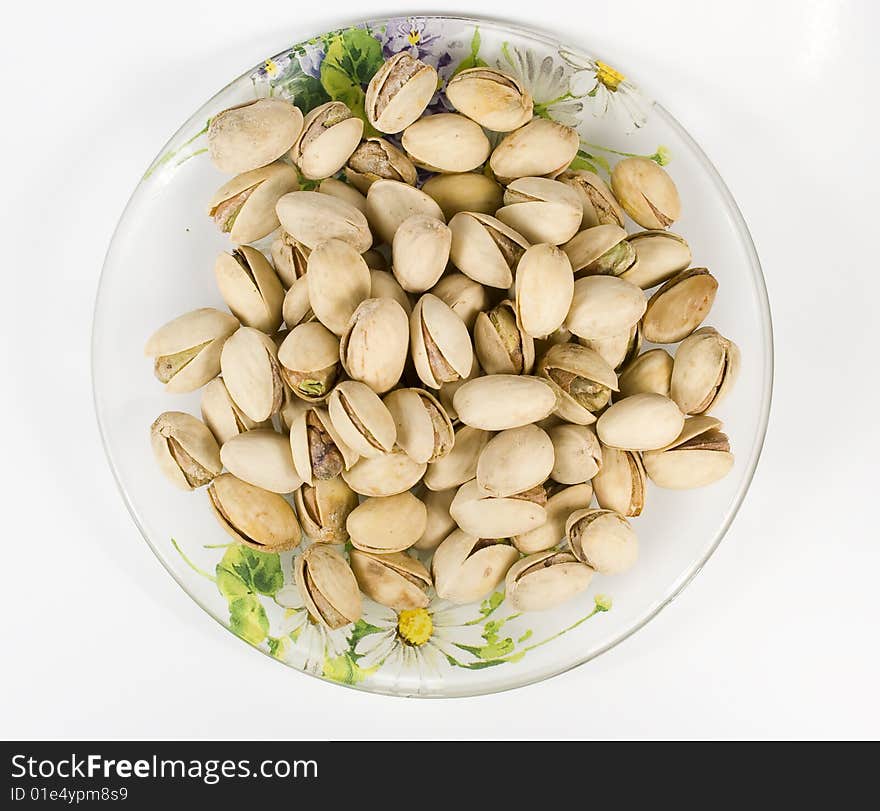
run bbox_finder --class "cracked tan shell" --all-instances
[345,137,418,193]
[445,67,533,131]
[294,544,361,629]
[562,224,637,278]
[208,162,299,244]
[496,177,583,245]
[410,293,474,389]
[384,387,454,464]
[219,429,302,494]
[474,299,535,375]
[642,415,734,489]
[429,272,491,329]
[559,169,624,229]
[423,424,491,491]
[271,230,309,287]
[346,491,427,553]
[392,215,452,293]
[596,392,684,451]
[327,380,397,458]
[150,411,222,490]
[306,239,372,336]
[624,231,692,289]
[421,172,503,220]
[489,118,579,182]
[350,550,431,610]
[670,327,740,414]
[340,297,409,394]
[365,52,438,134]
[505,550,595,612]
[414,487,457,551]
[219,326,284,422]
[565,508,637,575]
[549,424,602,484]
[536,342,618,425]
[476,424,554,498]
[402,113,491,173]
[289,406,358,485]
[317,177,368,214]
[453,374,556,430]
[618,348,674,398]
[294,477,359,544]
[369,270,412,315]
[207,98,304,174]
[366,179,445,245]
[282,276,315,329]
[276,191,372,253]
[291,100,364,180]
[641,268,718,344]
[611,157,681,229]
[278,322,340,403]
[566,276,646,340]
[450,479,547,539]
[214,246,284,334]
[201,377,269,445]
[448,211,529,289]
[514,244,575,338]
[208,473,301,551]
[579,323,641,371]
[145,308,239,393]
[591,445,646,517]
[513,483,593,554]
[432,529,520,604]
[342,449,427,497]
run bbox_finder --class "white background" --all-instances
[1,0,877,740]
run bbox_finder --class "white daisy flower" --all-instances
[497,44,583,126]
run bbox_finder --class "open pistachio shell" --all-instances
[566,276,646,340]
[429,272,491,329]
[618,348,674,398]
[596,392,684,451]
[328,380,397,458]
[579,323,641,371]
[350,549,432,610]
[145,308,239,393]
[514,244,575,338]
[453,374,556,430]
[384,388,454,464]
[271,230,310,287]
[366,179,445,246]
[278,322,340,403]
[566,508,637,575]
[214,246,284,334]
[294,477,359,544]
[306,239,371,336]
[559,169,624,228]
[592,445,646,516]
[402,113,491,173]
[624,231,691,289]
[201,377,269,445]
[317,177,368,214]
[342,449,427,497]
[424,424,490,492]
[448,211,529,289]
[291,100,364,180]
[208,473,301,551]
[536,342,618,425]
[340,298,409,394]
[276,191,372,253]
[208,162,299,244]
[392,215,452,293]
[562,224,637,278]
[670,327,740,414]
[289,406,358,485]
[414,487,457,551]
[445,67,533,131]
[150,411,222,490]
[219,327,284,422]
[513,483,592,554]
[207,98,304,174]
[610,157,681,229]
[370,270,412,315]
[641,268,718,344]
[294,544,361,629]
[496,177,583,245]
[282,276,315,329]
[549,424,602,484]
[410,293,474,389]
[506,550,595,612]
[476,424,554,498]
[432,530,519,604]
[365,52,438,134]
[421,172,503,220]
[345,137,418,193]
[219,429,302,494]
[347,492,427,553]
[642,415,734,489]
[450,479,547,538]
[489,118,579,182]
[474,299,535,375]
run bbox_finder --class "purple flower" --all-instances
[297,42,325,79]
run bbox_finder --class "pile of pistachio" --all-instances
[146,53,739,628]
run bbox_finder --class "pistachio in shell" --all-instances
[306,238,372,336]
[219,326,284,422]
[271,230,310,287]
[536,342,618,426]
[513,482,593,554]
[549,423,602,485]
[450,478,547,539]
[317,177,368,214]
[150,411,222,490]
[429,272,491,329]
[350,550,432,610]
[282,276,315,329]
[448,211,529,289]
[346,491,427,553]
[505,550,595,612]
[384,387,454,464]
[291,100,364,180]
[219,429,302,494]
[641,268,718,344]
[453,374,556,431]
[294,544,361,629]
[410,293,474,389]
[278,322,340,403]
[327,380,397,458]
[342,449,427,498]
[474,299,535,375]
[514,244,575,339]
[563,224,638,278]
[345,137,418,193]
[445,67,533,132]
[489,118,579,183]
[596,392,684,451]
[423,424,491,492]
[579,323,641,371]
[288,405,359,485]
[392,215,452,293]
[476,424,554,498]
[421,172,503,220]
[366,179,445,246]
[559,169,624,228]
[340,298,409,394]
[496,177,583,246]
[370,269,412,315]
[365,52,438,134]
[414,487,457,551]
[566,508,637,575]
[610,157,681,229]
[276,190,372,253]
[670,327,740,415]
[432,529,519,604]
[624,230,692,289]
[618,348,674,398]
[566,275,646,340]
[201,376,269,445]
[214,246,284,334]
[402,113,491,173]
[591,445,646,517]
[642,415,734,489]
[294,477,359,544]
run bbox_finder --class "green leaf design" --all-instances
[268,635,290,660]
[452,28,488,76]
[323,652,376,685]
[229,595,269,645]
[216,545,283,598]
[283,74,330,114]
[320,27,384,136]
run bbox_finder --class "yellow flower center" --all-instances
[407,30,421,47]
[264,59,279,77]
[397,608,433,646]
[595,61,625,92]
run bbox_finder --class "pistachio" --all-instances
[489,118,579,183]
[342,449,427,497]
[624,231,691,289]
[476,424,554,498]
[365,52,438,134]
[281,276,315,328]
[536,342,618,425]
[642,415,734,489]
[670,327,740,415]
[448,212,529,289]
[533,327,573,360]
[505,550,595,612]
[549,424,602,484]
[513,483,593,554]
[429,272,491,329]
[294,544,361,629]
[402,113,491,173]
[328,380,397,458]
[350,550,432,610]
[317,177,368,214]
[369,269,412,315]
[214,246,284,333]
[271,230,310,287]
[563,224,638,278]
[424,424,491,492]
[345,137,418,193]
[150,411,222,490]
[514,244,575,338]
[294,477,359,544]
[559,169,624,228]
[453,374,556,430]
[219,326,284,422]
[421,172,503,220]
[566,276,646,340]
[496,177,583,245]
[474,300,535,375]
[641,268,718,344]
[200,377,269,445]
[596,392,684,451]
[392,215,452,293]
[432,530,519,604]
[347,492,428,553]
[450,479,547,539]
[579,323,641,371]
[610,157,681,229]
[339,298,409,394]
[208,473,301,551]
[410,293,474,389]
[591,445,646,516]
[618,348,674,398]
[289,406,358,485]
[445,67,533,131]
[566,508,637,575]
[277,322,340,403]
[219,429,302,494]
[291,100,364,180]
[384,388,454,464]
[208,162,299,243]
[366,179,445,246]
[414,487,457,551]
[145,308,239,393]
[207,98,304,174]
[276,190,372,253]
[306,239,372,336]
